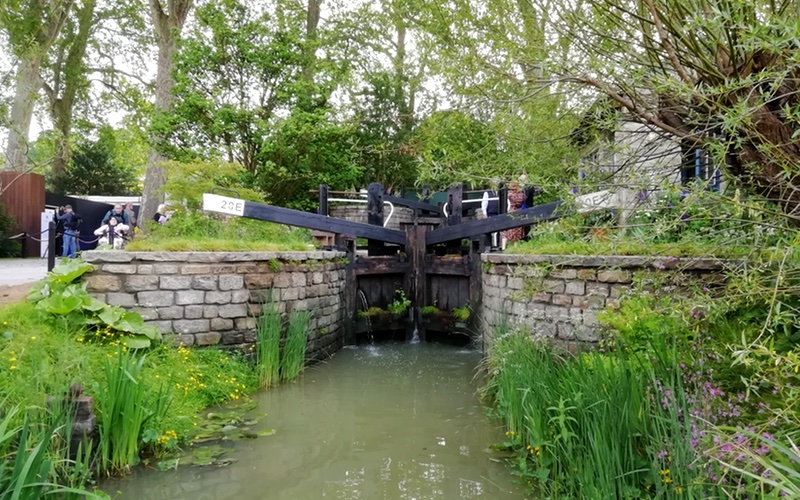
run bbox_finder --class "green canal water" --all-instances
[104,342,523,500]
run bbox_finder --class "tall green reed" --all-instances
[484,330,711,498]
[0,404,102,499]
[280,310,311,382]
[94,348,172,475]
[256,301,282,388]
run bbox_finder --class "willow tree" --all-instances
[545,0,800,216]
[410,0,581,191]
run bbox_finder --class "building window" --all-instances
[681,147,721,192]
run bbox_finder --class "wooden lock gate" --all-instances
[203,183,566,343]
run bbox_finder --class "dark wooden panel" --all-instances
[357,274,405,309]
[242,200,405,244]
[427,201,563,245]
[428,275,470,311]
[354,255,409,275]
[383,195,442,215]
[0,173,45,257]
[425,255,470,276]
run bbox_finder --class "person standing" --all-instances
[57,205,81,258]
[102,204,130,226]
[503,183,526,247]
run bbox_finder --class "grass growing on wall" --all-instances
[281,310,311,382]
[127,212,313,252]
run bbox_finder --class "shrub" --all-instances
[0,203,21,258]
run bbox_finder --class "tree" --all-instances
[141,0,193,224]
[400,0,581,191]
[40,0,96,185]
[2,0,74,171]
[51,125,140,195]
[543,0,800,217]
[158,0,360,208]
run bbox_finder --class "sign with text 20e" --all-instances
[203,193,245,217]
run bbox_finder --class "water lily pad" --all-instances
[157,458,179,471]
[257,429,276,437]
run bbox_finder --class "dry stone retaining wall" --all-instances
[82,251,347,361]
[481,254,730,352]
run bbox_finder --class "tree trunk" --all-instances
[46,0,96,189]
[302,0,321,83]
[4,59,43,172]
[51,101,73,188]
[141,0,192,225]
[3,0,74,172]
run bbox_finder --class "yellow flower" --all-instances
[9,358,16,362]
[674,486,683,494]
[9,365,16,370]
[29,336,36,340]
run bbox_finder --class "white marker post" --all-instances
[202,193,246,217]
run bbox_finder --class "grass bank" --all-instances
[485,278,800,497]
[0,258,312,496]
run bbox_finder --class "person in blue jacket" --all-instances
[57,205,81,258]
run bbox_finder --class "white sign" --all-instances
[40,211,54,258]
[203,193,246,217]
[575,190,619,214]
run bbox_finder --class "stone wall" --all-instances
[480,254,730,352]
[82,251,348,361]
[329,205,415,230]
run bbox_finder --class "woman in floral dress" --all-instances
[504,183,526,245]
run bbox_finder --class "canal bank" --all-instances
[103,342,522,499]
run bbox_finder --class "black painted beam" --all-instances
[426,201,564,245]
[383,195,442,215]
[202,194,406,245]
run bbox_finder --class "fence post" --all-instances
[47,221,56,272]
[20,234,27,259]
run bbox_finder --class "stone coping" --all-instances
[82,250,347,263]
[483,253,739,270]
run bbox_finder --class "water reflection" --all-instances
[104,342,521,499]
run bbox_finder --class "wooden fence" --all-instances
[0,173,45,257]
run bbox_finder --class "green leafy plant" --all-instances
[27,259,161,348]
[387,290,411,316]
[94,349,171,474]
[280,310,311,382]
[356,307,386,318]
[0,406,103,499]
[421,305,439,316]
[0,203,21,258]
[451,305,470,322]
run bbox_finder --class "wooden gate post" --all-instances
[318,184,329,216]
[406,224,427,342]
[445,183,463,254]
[367,183,384,255]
